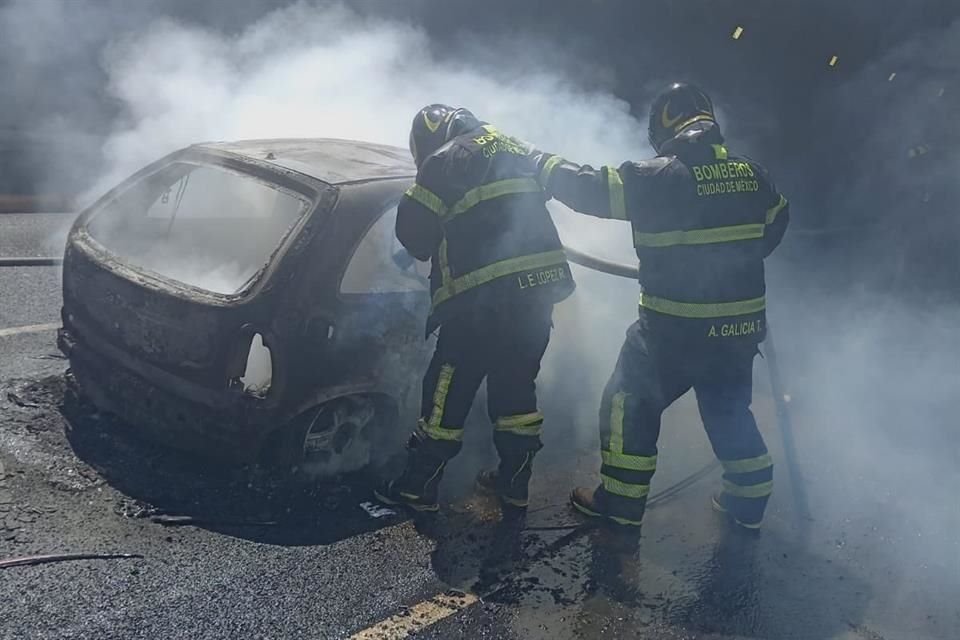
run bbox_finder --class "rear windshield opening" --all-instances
[86,162,309,294]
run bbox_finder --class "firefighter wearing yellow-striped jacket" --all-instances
[374,104,574,514]
[533,83,789,531]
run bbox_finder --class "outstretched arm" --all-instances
[531,153,630,221]
[396,183,444,261]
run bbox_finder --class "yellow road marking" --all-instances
[349,592,479,640]
[0,323,60,339]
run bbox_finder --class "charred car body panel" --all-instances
[59,139,427,467]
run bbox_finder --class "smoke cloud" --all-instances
[90,3,644,196]
[764,18,960,629]
[46,0,645,441]
[3,1,957,631]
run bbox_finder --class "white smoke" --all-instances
[84,0,644,437]
[761,20,960,632]
[5,2,958,631]
[94,4,645,199]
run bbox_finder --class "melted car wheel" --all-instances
[296,396,376,478]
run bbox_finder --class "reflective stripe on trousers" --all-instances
[720,453,774,498]
[598,391,657,523]
[419,364,464,442]
[495,412,544,437]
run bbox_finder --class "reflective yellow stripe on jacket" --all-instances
[432,250,567,308]
[405,184,446,216]
[444,178,542,221]
[538,155,564,187]
[408,178,546,222]
[639,293,765,319]
[634,223,766,248]
[634,197,788,249]
[606,167,628,220]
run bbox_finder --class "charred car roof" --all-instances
[196,138,416,185]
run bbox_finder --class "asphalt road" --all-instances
[0,214,70,382]
[1,213,958,640]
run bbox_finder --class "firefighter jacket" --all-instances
[397,125,575,333]
[535,125,789,345]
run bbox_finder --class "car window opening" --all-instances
[85,163,308,295]
[240,333,272,396]
[340,205,430,294]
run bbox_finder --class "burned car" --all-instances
[58,139,432,475]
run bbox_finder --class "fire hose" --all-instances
[0,257,62,267]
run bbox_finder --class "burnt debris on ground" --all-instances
[1,373,407,547]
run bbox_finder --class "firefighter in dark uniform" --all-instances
[533,83,789,531]
[374,105,575,513]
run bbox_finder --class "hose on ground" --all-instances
[0,257,62,267]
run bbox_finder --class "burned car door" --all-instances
[334,201,432,399]
[276,197,431,471]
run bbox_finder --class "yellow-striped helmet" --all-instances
[409,104,481,167]
[648,83,717,152]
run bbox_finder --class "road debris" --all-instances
[6,392,39,408]
[149,514,278,527]
[114,498,161,519]
[0,552,143,570]
[115,500,281,527]
[30,354,68,362]
[359,501,396,519]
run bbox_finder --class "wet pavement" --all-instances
[0,212,72,259]
[1,362,956,639]
[1,214,958,639]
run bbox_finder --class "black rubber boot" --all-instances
[374,433,450,513]
[475,469,498,494]
[475,468,526,521]
[711,492,762,533]
[492,433,542,511]
[570,486,644,530]
[374,476,441,512]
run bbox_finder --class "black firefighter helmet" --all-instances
[409,104,483,167]
[648,83,718,152]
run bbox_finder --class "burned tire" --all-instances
[266,395,388,480]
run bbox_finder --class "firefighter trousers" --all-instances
[400,301,554,506]
[595,321,773,526]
